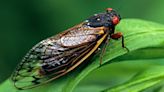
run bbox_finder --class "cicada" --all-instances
[11,8,127,90]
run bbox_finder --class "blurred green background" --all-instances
[0,0,164,87]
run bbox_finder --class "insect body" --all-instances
[11,8,126,90]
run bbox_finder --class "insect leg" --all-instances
[111,32,129,52]
[99,37,109,66]
[99,31,111,66]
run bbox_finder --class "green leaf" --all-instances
[102,59,164,92]
[1,19,164,92]
[74,47,164,92]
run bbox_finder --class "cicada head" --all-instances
[85,8,121,28]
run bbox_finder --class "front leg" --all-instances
[111,32,129,52]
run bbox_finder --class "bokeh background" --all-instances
[0,0,164,88]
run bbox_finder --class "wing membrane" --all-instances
[11,24,107,89]
[12,43,93,89]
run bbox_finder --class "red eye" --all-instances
[106,8,113,11]
[112,16,119,25]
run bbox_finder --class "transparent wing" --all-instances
[11,37,96,89]
[11,23,107,89]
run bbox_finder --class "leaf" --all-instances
[102,59,164,92]
[74,48,164,92]
[1,19,164,92]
